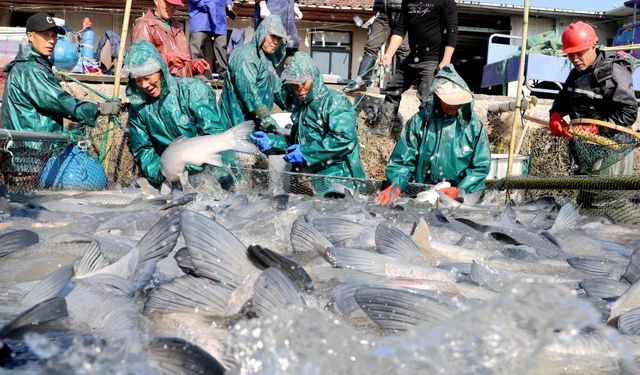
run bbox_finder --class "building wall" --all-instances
[510,15,618,45]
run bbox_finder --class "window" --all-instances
[310,31,352,81]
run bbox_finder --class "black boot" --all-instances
[344,55,376,93]
[371,102,397,137]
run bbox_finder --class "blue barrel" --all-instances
[52,35,79,71]
[82,27,95,60]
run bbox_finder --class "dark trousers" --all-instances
[364,11,410,60]
[383,58,439,111]
[189,31,228,78]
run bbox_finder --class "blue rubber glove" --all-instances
[249,131,271,151]
[283,144,304,164]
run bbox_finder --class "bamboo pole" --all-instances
[603,44,640,52]
[102,0,133,172]
[506,0,529,179]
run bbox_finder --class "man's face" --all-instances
[27,30,57,57]
[291,80,313,101]
[567,46,597,71]
[261,34,282,55]
[437,96,460,116]
[135,71,163,98]
[153,0,177,20]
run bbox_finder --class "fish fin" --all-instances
[580,277,629,300]
[469,262,502,292]
[567,257,619,278]
[247,245,315,292]
[608,281,640,324]
[174,247,198,276]
[549,203,579,233]
[502,204,517,225]
[181,210,257,286]
[454,217,488,232]
[144,275,233,317]
[206,154,224,167]
[148,336,226,375]
[354,287,457,334]
[623,248,640,284]
[410,218,433,253]
[160,181,172,196]
[0,297,67,338]
[84,274,136,297]
[433,208,451,223]
[250,268,305,317]
[136,209,181,262]
[290,217,332,258]
[330,283,369,316]
[327,247,405,277]
[489,232,522,245]
[75,241,110,277]
[618,307,640,336]
[228,120,260,154]
[539,230,562,249]
[0,229,39,257]
[312,217,367,244]
[19,265,74,307]
[376,222,428,265]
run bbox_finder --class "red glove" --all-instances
[574,124,599,135]
[377,184,401,206]
[438,187,459,199]
[192,59,210,75]
[163,52,192,70]
[549,112,571,138]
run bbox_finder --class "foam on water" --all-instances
[228,283,637,374]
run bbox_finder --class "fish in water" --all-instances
[0,186,638,373]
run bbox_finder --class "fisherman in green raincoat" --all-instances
[2,13,122,132]
[249,52,366,197]
[219,15,288,132]
[124,39,229,188]
[378,65,490,206]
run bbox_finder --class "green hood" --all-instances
[426,64,474,125]
[4,44,49,72]
[280,52,326,104]
[251,15,287,66]
[123,39,175,107]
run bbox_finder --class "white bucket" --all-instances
[271,113,293,129]
[489,153,529,180]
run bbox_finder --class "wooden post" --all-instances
[506,0,529,179]
[102,0,133,172]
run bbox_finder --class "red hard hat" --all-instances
[562,21,598,54]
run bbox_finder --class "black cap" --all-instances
[26,13,65,35]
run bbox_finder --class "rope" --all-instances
[56,69,125,164]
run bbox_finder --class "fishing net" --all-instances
[0,126,133,193]
[489,175,640,225]
[568,118,640,174]
[227,167,430,198]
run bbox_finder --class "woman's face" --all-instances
[291,80,313,101]
[261,34,282,55]
[135,71,163,98]
[437,96,460,116]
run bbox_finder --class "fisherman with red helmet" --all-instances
[549,21,638,202]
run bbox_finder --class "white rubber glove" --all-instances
[259,1,271,18]
[294,3,303,19]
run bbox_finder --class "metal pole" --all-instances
[0,129,70,142]
[102,0,133,172]
[506,0,529,178]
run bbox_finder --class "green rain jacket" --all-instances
[1,44,98,132]
[385,65,491,193]
[219,15,287,128]
[269,52,366,195]
[126,39,226,186]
